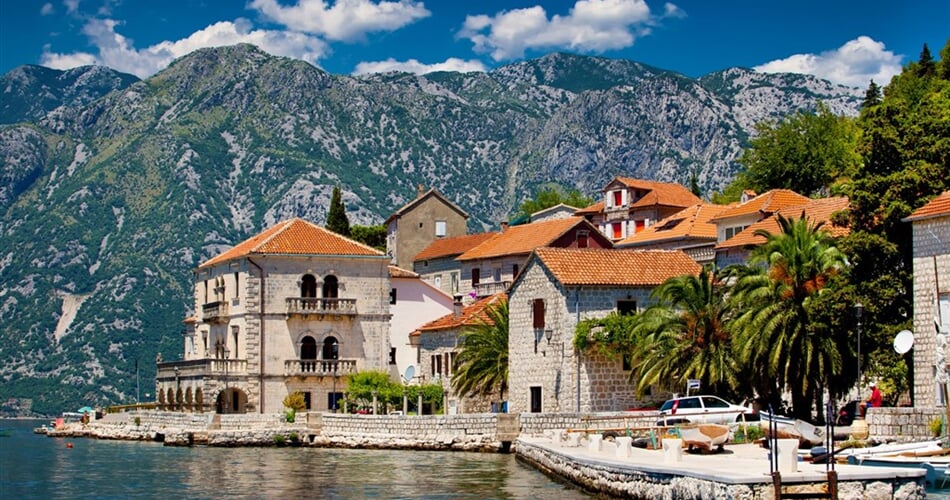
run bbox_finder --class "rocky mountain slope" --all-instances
[0,44,861,415]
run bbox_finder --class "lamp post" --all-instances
[174,366,181,412]
[855,302,864,398]
[223,345,230,414]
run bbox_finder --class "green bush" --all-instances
[284,409,295,423]
[930,417,943,438]
[274,434,286,446]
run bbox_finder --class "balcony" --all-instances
[474,281,510,297]
[202,301,229,323]
[285,297,357,317]
[284,358,357,377]
[157,358,248,380]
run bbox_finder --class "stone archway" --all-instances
[217,388,248,414]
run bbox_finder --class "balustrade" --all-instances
[286,297,357,316]
[284,359,357,376]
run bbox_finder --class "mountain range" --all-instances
[0,43,862,415]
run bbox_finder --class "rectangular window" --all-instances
[451,273,459,294]
[612,223,623,239]
[613,190,623,207]
[443,353,450,376]
[530,386,542,413]
[449,352,457,375]
[435,220,447,237]
[618,300,637,316]
[471,268,480,286]
[635,220,645,233]
[389,288,397,305]
[304,392,312,410]
[435,275,442,288]
[234,272,239,298]
[493,267,501,282]
[512,263,519,277]
[533,299,546,329]
[622,355,632,371]
[577,230,589,248]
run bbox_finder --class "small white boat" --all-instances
[676,423,730,452]
[759,411,825,447]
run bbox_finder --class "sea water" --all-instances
[0,419,590,499]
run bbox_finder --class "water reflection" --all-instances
[1,421,590,499]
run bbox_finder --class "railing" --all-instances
[285,297,357,316]
[201,301,229,322]
[474,281,511,297]
[284,358,357,377]
[157,358,247,379]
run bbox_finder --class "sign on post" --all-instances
[686,379,700,396]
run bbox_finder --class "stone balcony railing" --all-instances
[284,358,357,377]
[474,281,510,297]
[157,358,247,380]
[285,297,357,316]
[201,301,229,323]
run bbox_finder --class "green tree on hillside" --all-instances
[727,215,849,421]
[326,185,350,237]
[451,299,509,404]
[513,185,593,223]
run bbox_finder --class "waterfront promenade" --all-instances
[39,409,931,499]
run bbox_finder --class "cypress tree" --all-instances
[326,186,350,237]
[917,43,936,77]
[861,80,881,109]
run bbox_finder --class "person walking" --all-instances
[868,382,883,408]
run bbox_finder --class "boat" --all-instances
[759,410,825,447]
[675,423,731,452]
[848,454,950,491]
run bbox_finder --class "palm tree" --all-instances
[628,266,738,398]
[727,213,847,420]
[451,298,509,403]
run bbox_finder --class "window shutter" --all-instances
[533,299,545,329]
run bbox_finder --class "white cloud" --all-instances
[754,36,903,88]
[40,3,55,15]
[352,57,486,75]
[63,0,79,14]
[40,18,329,78]
[249,0,430,42]
[458,0,662,61]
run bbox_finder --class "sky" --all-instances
[0,0,947,88]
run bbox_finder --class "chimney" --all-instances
[417,184,425,198]
[453,295,463,318]
[500,221,509,232]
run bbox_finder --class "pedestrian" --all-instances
[867,382,883,408]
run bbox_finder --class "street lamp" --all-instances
[223,345,231,414]
[855,302,864,397]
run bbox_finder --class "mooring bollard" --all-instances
[662,438,683,463]
[776,439,799,473]
[615,436,633,458]
[588,433,603,452]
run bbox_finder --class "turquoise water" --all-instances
[0,420,591,499]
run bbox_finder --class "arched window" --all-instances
[323,275,338,299]
[301,274,317,298]
[322,336,339,360]
[301,336,317,360]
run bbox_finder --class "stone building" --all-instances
[575,177,702,242]
[903,191,950,407]
[156,218,392,414]
[709,189,811,268]
[412,232,497,297]
[456,217,612,299]
[386,186,468,271]
[409,293,506,414]
[616,203,730,264]
[507,247,701,413]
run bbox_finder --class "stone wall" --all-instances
[910,215,950,407]
[867,406,947,443]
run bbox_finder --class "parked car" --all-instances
[657,395,756,425]
[835,400,861,426]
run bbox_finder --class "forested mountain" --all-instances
[0,43,862,415]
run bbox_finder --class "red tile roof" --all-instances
[617,203,731,246]
[614,177,703,208]
[903,191,950,222]
[533,247,701,286]
[457,217,597,261]
[574,200,604,215]
[709,189,811,221]
[412,232,498,262]
[199,218,383,269]
[389,265,419,279]
[716,197,850,249]
[410,293,507,335]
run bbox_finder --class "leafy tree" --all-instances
[326,185,350,237]
[627,266,739,399]
[349,224,387,250]
[727,214,848,420]
[345,370,398,411]
[451,299,509,402]
[283,391,307,411]
[735,103,861,197]
[514,185,593,223]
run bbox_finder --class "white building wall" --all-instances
[390,277,454,383]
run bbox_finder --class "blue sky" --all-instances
[0,0,946,88]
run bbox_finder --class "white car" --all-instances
[657,395,756,425]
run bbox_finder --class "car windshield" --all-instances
[659,400,675,411]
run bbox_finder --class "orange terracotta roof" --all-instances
[904,191,950,222]
[389,265,419,279]
[457,217,596,261]
[412,232,498,261]
[410,293,507,335]
[533,247,701,286]
[617,203,731,247]
[199,218,383,269]
[183,316,197,324]
[574,200,604,215]
[709,189,811,221]
[716,197,850,250]
[613,177,703,208]
[385,188,468,224]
